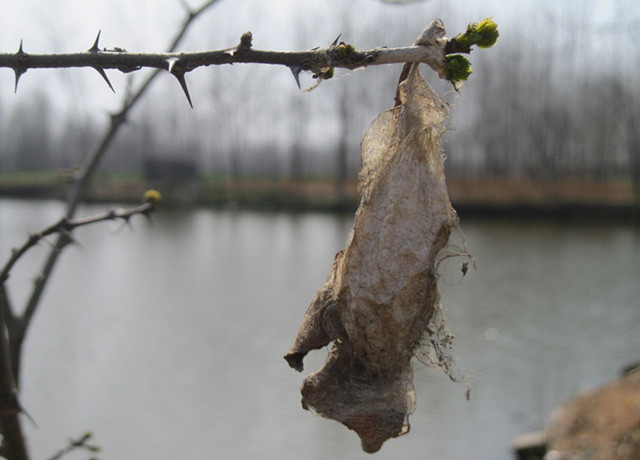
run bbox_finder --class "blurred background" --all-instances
[1,1,639,459]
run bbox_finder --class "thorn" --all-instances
[89,30,101,53]
[165,57,178,74]
[14,40,27,93]
[93,67,115,92]
[238,31,253,50]
[331,34,342,46]
[22,406,38,428]
[172,71,193,108]
[289,65,302,89]
[166,57,192,108]
[13,68,25,93]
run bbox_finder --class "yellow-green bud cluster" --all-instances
[336,43,355,58]
[445,55,472,83]
[457,18,499,49]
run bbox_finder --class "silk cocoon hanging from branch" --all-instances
[285,66,461,453]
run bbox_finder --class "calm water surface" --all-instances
[1,199,639,460]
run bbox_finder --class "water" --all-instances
[1,198,638,460]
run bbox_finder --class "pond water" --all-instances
[1,198,639,460]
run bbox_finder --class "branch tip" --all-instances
[93,66,115,92]
[89,30,102,53]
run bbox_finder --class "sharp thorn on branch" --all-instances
[289,65,302,89]
[331,34,342,46]
[13,68,25,93]
[93,66,115,92]
[21,404,38,428]
[13,40,27,92]
[172,71,193,108]
[89,30,102,53]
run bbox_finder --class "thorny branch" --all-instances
[1,39,447,75]
[0,23,478,106]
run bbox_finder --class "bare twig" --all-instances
[0,202,155,287]
[47,432,100,460]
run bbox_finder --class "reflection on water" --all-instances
[1,199,639,460]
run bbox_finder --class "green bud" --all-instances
[473,18,499,48]
[336,43,355,58]
[445,55,472,83]
[322,67,335,79]
[456,17,499,49]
